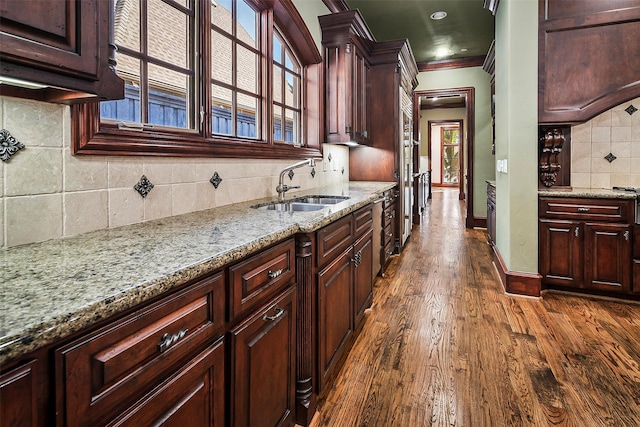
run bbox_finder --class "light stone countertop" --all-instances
[0,182,395,365]
[538,187,639,200]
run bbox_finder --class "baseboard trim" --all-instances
[492,245,542,297]
[467,216,487,229]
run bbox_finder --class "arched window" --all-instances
[72,0,322,159]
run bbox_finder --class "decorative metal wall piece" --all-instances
[625,104,637,115]
[311,168,316,178]
[539,128,565,187]
[1,129,25,162]
[210,171,222,188]
[288,169,295,180]
[604,152,617,163]
[134,175,154,198]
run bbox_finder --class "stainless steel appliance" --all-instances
[612,187,640,224]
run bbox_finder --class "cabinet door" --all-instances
[539,219,582,287]
[108,339,225,427]
[584,223,632,292]
[230,287,296,427]
[0,360,38,427]
[352,50,370,144]
[353,228,373,328]
[317,248,353,392]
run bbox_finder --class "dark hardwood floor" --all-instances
[308,188,640,426]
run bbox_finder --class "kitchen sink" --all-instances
[291,195,350,205]
[252,202,327,212]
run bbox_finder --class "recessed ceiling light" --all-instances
[430,11,447,20]
[435,48,452,58]
[461,48,468,52]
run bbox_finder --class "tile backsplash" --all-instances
[0,96,349,249]
[571,97,640,189]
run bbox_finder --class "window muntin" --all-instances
[102,0,196,130]
[272,29,301,144]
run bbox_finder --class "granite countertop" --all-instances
[0,182,395,364]
[538,187,639,200]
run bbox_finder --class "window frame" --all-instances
[71,0,322,159]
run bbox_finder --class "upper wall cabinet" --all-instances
[319,10,373,145]
[538,0,640,125]
[0,0,124,103]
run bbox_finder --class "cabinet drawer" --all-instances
[382,222,393,246]
[228,239,295,321]
[634,226,640,259]
[354,204,373,238]
[56,271,225,427]
[317,215,354,269]
[383,205,395,228]
[539,197,634,223]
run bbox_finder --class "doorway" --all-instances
[429,120,464,188]
[413,87,477,228]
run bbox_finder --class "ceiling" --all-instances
[343,0,495,65]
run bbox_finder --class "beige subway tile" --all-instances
[144,160,175,185]
[172,160,198,183]
[611,142,631,159]
[590,142,611,158]
[108,159,144,188]
[144,184,172,221]
[590,127,611,143]
[591,110,611,127]
[3,97,64,148]
[572,140,591,159]
[611,158,630,174]
[0,198,4,248]
[5,147,62,196]
[64,149,108,191]
[632,110,640,127]
[611,110,632,127]
[591,157,611,174]
[195,181,216,211]
[172,183,198,215]
[611,126,631,142]
[571,123,591,144]
[64,190,108,237]
[590,173,610,189]
[108,188,144,228]
[631,125,640,142]
[572,156,591,173]
[629,174,640,187]
[5,194,63,247]
[610,174,631,188]
[571,173,590,188]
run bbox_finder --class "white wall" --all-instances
[571,97,640,189]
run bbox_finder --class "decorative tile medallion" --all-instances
[288,169,295,180]
[604,152,617,163]
[341,166,345,175]
[0,129,25,162]
[134,175,154,198]
[625,104,637,115]
[327,153,332,162]
[311,168,316,178]
[210,171,222,189]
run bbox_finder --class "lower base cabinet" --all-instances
[230,286,297,427]
[108,339,225,427]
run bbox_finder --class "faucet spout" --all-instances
[277,158,317,202]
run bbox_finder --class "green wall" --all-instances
[292,0,329,50]
[494,0,538,273]
[415,67,494,219]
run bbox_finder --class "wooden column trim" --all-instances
[295,233,317,426]
[492,244,542,297]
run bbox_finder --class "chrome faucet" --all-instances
[276,158,316,202]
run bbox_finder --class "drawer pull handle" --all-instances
[268,269,283,279]
[158,328,189,353]
[577,207,590,212]
[351,250,363,267]
[263,306,285,321]
[386,232,393,238]
[575,227,579,237]
[624,231,630,241]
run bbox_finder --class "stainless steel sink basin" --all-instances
[291,195,350,205]
[252,202,327,212]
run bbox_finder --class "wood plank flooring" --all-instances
[308,189,640,427]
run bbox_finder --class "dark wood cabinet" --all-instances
[634,226,640,293]
[108,339,225,427]
[353,228,373,326]
[539,197,635,295]
[381,192,397,270]
[319,10,372,145]
[0,359,38,427]
[230,286,297,427]
[539,219,582,288]
[0,0,123,102]
[486,182,496,246]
